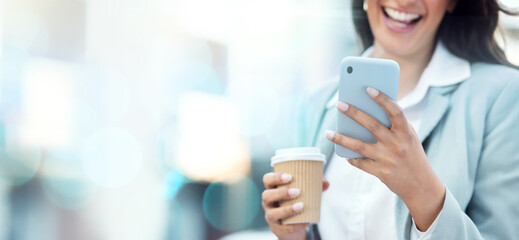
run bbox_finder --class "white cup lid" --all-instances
[271,147,326,167]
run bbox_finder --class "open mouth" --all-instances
[382,6,422,31]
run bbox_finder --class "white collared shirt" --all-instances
[319,42,471,240]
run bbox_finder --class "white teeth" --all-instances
[384,7,421,22]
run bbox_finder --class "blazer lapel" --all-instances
[417,87,453,142]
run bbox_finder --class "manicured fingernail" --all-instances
[288,188,300,197]
[281,174,292,183]
[367,87,379,97]
[325,130,335,140]
[266,172,276,178]
[336,101,349,112]
[292,202,304,212]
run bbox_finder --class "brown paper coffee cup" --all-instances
[271,147,326,224]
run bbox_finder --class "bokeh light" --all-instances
[154,123,179,168]
[202,175,261,232]
[83,173,167,240]
[67,101,102,147]
[158,37,223,119]
[167,59,223,95]
[154,123,179,170]
[40,153,96,210]
[81,128,142,188]
[20,58,76,148]
[241,0,296,35]
[166,199,184,240]
[176,92,251,182]
[79,65,132,125]
[1,5,50,56]
[0,44,31,89]
[265,94,301,150]
[164,169,185,200]
[165,0,240,42]
[0,122,41,186]
[226,79,281,137]
[41,176,96,210]
[166,37,214,68]
[44,101,102,189]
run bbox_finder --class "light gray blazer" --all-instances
[298,62,519,239]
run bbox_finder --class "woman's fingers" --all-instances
[262,187,300,207]
[263,172,292,189]
[325,130,379,160]
[265,202,304,224]
[366,87,408,131]
[336,101,391,142]
[323,178,330,191]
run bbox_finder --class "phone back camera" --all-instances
[347,66,353,74]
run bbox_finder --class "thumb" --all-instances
[322,178,330,191]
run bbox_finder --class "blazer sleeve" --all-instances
[295,78,339,147]
[295,89,311,147]
[431,78,519,239]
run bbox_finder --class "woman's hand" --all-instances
[325,87,445,231]
[261,172,330,240]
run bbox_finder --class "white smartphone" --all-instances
[336,57,400,158]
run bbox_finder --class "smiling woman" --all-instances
[354,0,519,69]
[362,0,456,58]
[261,0,519,240]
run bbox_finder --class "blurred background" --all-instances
[0,0,517,239]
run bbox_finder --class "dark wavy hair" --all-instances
[351,0,519,69]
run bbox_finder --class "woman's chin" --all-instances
[374,38,418,58]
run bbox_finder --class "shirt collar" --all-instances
[421,42,471,87]
[398,42,471,109]
[326,42,471,109]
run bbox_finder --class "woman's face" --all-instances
[366,0,455,57]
